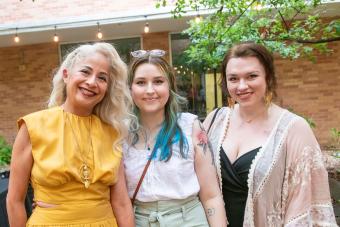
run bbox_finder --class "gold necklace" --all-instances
[65,113,93,189]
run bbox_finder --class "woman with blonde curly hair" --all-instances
[7,43,135,226]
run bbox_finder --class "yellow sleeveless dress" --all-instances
[19,106,121,226]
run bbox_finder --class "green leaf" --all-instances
[158,0,338,63]
[0,136,12,166]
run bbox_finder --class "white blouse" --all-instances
[123,113,200,202]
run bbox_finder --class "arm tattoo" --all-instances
[206,207,216,217]
[196,120,216,166]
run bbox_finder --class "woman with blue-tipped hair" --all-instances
[123,49,227,227]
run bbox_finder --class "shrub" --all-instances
[0,136,12,166]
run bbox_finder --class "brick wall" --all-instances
[142,32,170,61]
[0,43,59,144]
[0,35,339,147]
[275,41,340,146]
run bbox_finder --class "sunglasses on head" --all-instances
[130,49,166,58]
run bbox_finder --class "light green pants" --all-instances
[134,196,209,227]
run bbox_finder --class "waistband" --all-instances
[134,196,202,227]
[27,200,115,225]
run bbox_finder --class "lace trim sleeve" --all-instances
[285,203,337,227]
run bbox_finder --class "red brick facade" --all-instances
[142,32,170,61]
[276,41,340,146]
[0,0,339,147]
[1,38,339,147]
[0,43,59,143]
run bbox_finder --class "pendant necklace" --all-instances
[145,133,157,151]
[65,113,93,189]
[144,127,161,152]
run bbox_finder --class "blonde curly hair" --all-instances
[48,42,132,142]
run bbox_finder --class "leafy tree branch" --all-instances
[157,0,340,67]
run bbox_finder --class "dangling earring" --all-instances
[264,91,273,107]
[227,97,235,109]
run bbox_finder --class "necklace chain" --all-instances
[142,125,162,151]
[65,113,93,189]
[144,131,158,151]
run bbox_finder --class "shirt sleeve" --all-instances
[283,117,337,226]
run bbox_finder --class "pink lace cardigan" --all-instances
[206,106,337,226]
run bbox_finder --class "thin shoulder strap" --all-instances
[131,147,157,204]
[207,107,221,133]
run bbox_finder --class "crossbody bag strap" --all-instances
[131,147,157,204]
[131,108,221,204]
[207,107,221,134]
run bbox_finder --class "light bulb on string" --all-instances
[14,28,20,43]
[53,25,59,42]
[194,4,202,24]
[144,22,149,33]
[144,16,149,33]
[97,22,103,39]
[195,14,201,23]
[254,3,263,10]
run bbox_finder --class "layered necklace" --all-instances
[65,112,93,189]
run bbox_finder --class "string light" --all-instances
[9,15,161,43]
[254,3,263,10]
[194,4,202,23]
[14,28,20,43]
[195,14,201,23]
[144,16,149,33]
[96,22,103,39]
[53,25,59,42]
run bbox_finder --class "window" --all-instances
[171,33,207,118]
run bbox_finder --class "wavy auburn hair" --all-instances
[221,42,277,99]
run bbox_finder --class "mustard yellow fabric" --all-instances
[18,106,122,226]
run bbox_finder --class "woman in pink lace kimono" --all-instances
[203,42,337,226]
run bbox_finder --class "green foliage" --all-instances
[287,108,316,129]
[331,128,340,144]
[157,0,340,68]
[304,116,316,129]
[330,128,340,157]
[0,136,12,166]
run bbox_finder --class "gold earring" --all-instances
[264,91,273,107]
[227,97,235,109]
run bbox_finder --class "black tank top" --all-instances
[220,146,261,227]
